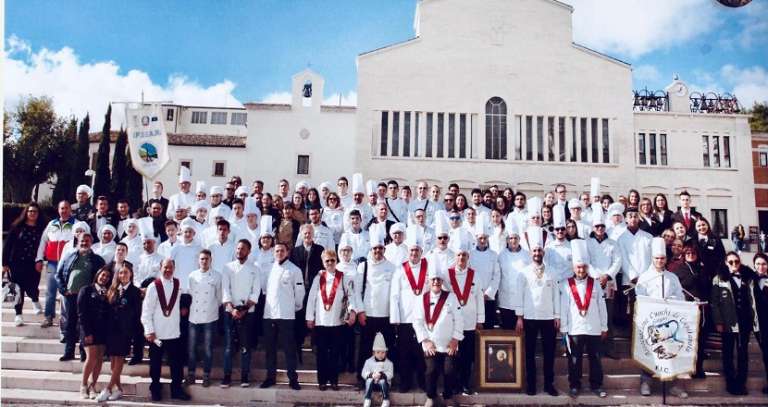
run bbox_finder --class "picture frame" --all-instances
[475,329,524,391]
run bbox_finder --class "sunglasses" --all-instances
[438,236,449,240]
[555,227,566,232]
[727,260,740,265]
[449,216,461,221]
[444,198,454,202]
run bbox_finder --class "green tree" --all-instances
[93,104,112,199]
[110,127,128,200]
[3,96,67,203]
[71,113,91,188]
[125,149,145,213]
[51,117,78,203]
[749,102,768,133]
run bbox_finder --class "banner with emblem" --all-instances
[632,295,700,380]
[126,104,170,179]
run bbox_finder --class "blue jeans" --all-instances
[188,321,216,375]
[44,262,59,320]
[364,377,390,400]
[223,312,254,378]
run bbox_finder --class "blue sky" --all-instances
[5,0,767,129]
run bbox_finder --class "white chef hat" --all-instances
[76,184,92,197]
[372,332,388,351]
[473,212,492,237]
[352,173,365,195]
[571,239,590,266]
[244,198,261,216]
[123,218,138,232]
[178,166,191,184]
[427,262,444,281]
[553,205,566,228]
[195,181,207,194]
[98,224,116,241]
[209,205,228,220]
[296,180,310,191]
[568,198,582,210]
[318,181,331,192]
[209,186,224,196]
[138,217,157,242]
[591,203,605,227]
[390,222,406,238]
[505,221,520,238]
[405,224,424,249]
[366,180,377,196]
[369,223,386,248]
[259,215,274,237]
[338,233,353,250]
[193,200,210,214]
[180,218,197,233]
[434,210,450,236]
[607,203,625,218]
[235,186,248,197]
[73,221,91,235]
[525,226,544,249]
[651,237,666,258]
[590,177,600,198]
[454,228,473,254]
[527,196,543,218]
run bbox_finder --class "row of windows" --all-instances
[702,135,732,168]
[186,110,247,126]
[511,115,611,164]
[378,111,474,159]
[179,159,227,177]
[637,133,668,166]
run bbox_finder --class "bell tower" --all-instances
[291,68,325,113]
[664,74,691,113]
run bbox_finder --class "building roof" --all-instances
[243,102,357,112]
[89,132,246,148]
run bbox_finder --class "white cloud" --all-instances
[260,91,292,104]
[736,1,768,49]
[633,65,661,83]
[4,36,242,130]
[323,91,357,106]
[565,0,718,58]
[720,64,768,107]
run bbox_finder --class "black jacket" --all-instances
[77,285,112,339]
[697,235,726,281]
[290,243,324,302]
[652,210,674,235]
[110,284,143,335]
[754,274,768,334]
[669,259,711,302]
[144,197,169,217]
[672,209,703,238]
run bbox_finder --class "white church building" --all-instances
[88,0,756,237]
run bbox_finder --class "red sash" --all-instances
[155,278,180,317]
[320,271,343,311]
[448,267,474,306]
[403,258,428,295]
[567,277,594,317]
[423,290,449,331]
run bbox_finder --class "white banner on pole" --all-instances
[632,295,700,380]
[126,104,170,179]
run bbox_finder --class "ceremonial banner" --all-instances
[126,104,170,179]
[632,295,700,380]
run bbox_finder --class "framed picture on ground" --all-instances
[476,329,524,391]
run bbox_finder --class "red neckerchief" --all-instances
[423,290,449,330]
[320,270,343,311]
[155,277,180,317]
[448,267,474,306]
[567,276,594,317]
[403,258,428,295]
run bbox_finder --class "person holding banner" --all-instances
[710,251,760,395]
[635,237,687,398]
[560,239,608,398]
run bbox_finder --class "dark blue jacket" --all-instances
[56,250,106,295]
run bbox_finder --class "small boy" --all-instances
[361,332,394,407]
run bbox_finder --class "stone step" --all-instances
[1,321,62,339]
[0,369,143,395]
[2,307,47,323]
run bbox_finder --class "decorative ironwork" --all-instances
[689,92,741,114]
[633,88,669,112]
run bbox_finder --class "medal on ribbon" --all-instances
[155,278,180,317]
[403,258,428,296]
[423,290,448,331]
[448,267,474,306]
[568,277,594,318]
[320,270,343,312]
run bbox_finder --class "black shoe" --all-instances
[318,384,327,391]
[260,378,276,389]
[691,370,706,379]
[59,354,75,362]
[151,390,162,402]
[128,357,143,365]
[170,389,191,401]
[330,383,340,391]
[526,388,536,396]
[545,386,559,397]
[762,385,768,395]
[220,375,231,388]
[289,380,301,390]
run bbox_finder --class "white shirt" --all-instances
[544,238,573,282]
[488,227,506,254]
[384,242,408,266]
[635,267,684,300]
[384,197,408,224]
[409,197,438,227]
[358,257,395,317]
[306,270,357,326]
[122,235,143,265]
[157,239,178,258]
[617,228,653,282]
[205,237,236,272]
[448,227,475,253]
[587,236,622,280]
[322,207,345,244]
[505,208,528,235]
[413,290,464,352]
[447,266,485,329]
[496,247,531,311]
[390,259,430,324]
[169,240,203,293]
[559,276,608,335]
[519,263,561,320]
[341,230,370,261]
[135,251,163,287]
[141,276,181,340]
[221,259,261,313]
[468,247,500,298]
[188,268,222,324]
[263,260,305,320]
[92,241,116,264]
[253,248,274,296]
[415,224,437,253]
[166,191,195,219]
[295,223,335,251]
[426,246,456,273]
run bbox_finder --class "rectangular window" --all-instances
[570,117,577,162]
[166,108,174,121]
[649,133,657,165]
[591,118,598,163]
[191,111,207,124]
[723,136,731,168]
[415,112,420,157]
[558,117,566,162]
[230,112,247,125]
[392,111,400,157]
[437,113,444,158]
[660,134,668,166]
[180,160,192,172]
[515,116,522,160]
[638,133,646,165]
[760,151,768,167]
[426,113,433,158]
[380,111,388,156]
[448,113,456,158]
[702,135,710,167]
[547,116,555,161]
[526,116,533,161]
[711,209,728,239]
[211,111,227,125]
[459,114,467,158]
[580,118,588,163]
[403,112,411,157]
[297,155,309,175]
[713,136,720,167]
[536,116,544,161]
[213,161,226,177]
[602,118,610,163]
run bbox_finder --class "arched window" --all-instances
[485,97,507,159]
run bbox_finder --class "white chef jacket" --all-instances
[575,220,592,239]
[205,237,236,273]
[321,207,345,244]
[390,259,430,324]
[295,223,335,251]
[235,226,260,251]
[587,235,622,280]
[306,270,357,326]
[505,209,528,235]
[122,235,142,265]
[221,259,261,313]
[357,257,395,318]
[341,230,370,261]
[617,228,653,283]
[343,203,373,232]
[559,276,608,335]
[170,240,204,293]
[188,268,222,324]
[544,238,573,282]
[448,227,475,254]
[608,222,627,242]
[263,259,305,320]
[135,251,163,287]
[157,239,178,259]
[635,267,684,300]
[413,290,464,352]
[253,248,274,296]
[409,198,437,227]
[519,263,561,320]
[207,204,231,224]
[426,246,456,273]
[339,193,354,211]
[468,247,500,298]
[447,266,485,330]
[141,276,181,340]
[384,197,408,224]
[384,242,408,266]
[496,247,531,312]
[93,241,115,264]
[488,227,506,254]
[165,191,195,219]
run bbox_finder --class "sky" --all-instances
[4,0,768,130]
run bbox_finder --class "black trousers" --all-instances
[483,299,497,329]
[339,323,357,372]
[149,337,184,394]
[722,330,751,390]
[358,317,395,380]
[425,352,456,399]
[566,334,603,389]
[294,308,308,359]
[179,294,192,364]
[499,308,518,330]
[314,325,343,385]
[62,294,84,357]
[10,263,40,315]
[131,322,145,360]
[263,318,298,382]
[523,319,556,392]
[395,323,425,391]
[757,330,768,382]
[456,330,476,390]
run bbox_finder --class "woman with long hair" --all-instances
[455,193,469,215]
[77,267,113,399]
[494,196,508,216]
[673,221,691,244]
[669,243,708,378]
[489,208,507,253]
[97,264,142,401]
[306,188,322,211]
[627,189,641,212]
[695,218,726,281]
[2,202,46,326]
[732,224,746,254]
[638,198,657,235]
[292,192,307,224]
[502,188,515,209]
[652,193,674,234]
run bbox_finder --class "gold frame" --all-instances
[476,329,524,391]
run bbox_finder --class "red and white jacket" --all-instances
[36,218,75,263]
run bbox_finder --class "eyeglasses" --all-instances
[449,216,461,221]
[444,198,454,202]
[323,259,337,263]
[437,236,449,240]
[372,246,385,251]
[594,225,606,229]
[555,227,566,232]
[727,260,740,265]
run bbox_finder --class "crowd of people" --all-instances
[3,168,767,407]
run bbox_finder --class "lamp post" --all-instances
[85,169,96,205]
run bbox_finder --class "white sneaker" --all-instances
[88,384,98,399]
[14,315,24,327]
[382,400,390,407]
[95,389,111,402]
[669,385,688,399]
[32,302,43,315]
[363,398,372,407]
[108,388,123,401]
[80,385,89,399]
[640,382,651,396]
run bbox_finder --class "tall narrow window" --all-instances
[485,97,507,160]
[711,209,728,238]
[558,117,566,162]
[403,112,411,157]
[649,133,657,165]
[166,109,174,121]
[601,119,610,163]
[580,118,588,163]
[723,136,731,168]
[297,155,309,175]
[760,151,768,167]
[702,135,710,167]
[591,118,598,163]
[415,112,420,157]
[638,133,646,165]
[547,116,555,161]
[536,116,544,161]
[459,114,467,158]
[426,113,433,157]
[526,116,533,161]
[437,113,444,158]
[712,136,720,167]
[570,117,577,162]
[660,134,668,165]
[213,161,226,177]
[515,115,522,160]
[448,113,456,158]
[380,111,389,156]
[392,111,400,157]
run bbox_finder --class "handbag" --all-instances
[2,269,21,308]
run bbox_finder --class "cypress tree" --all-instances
[124,148,145,213]
[71,113,90,188]
[110,127,128,200]
[93,104,112,199]
[51,117,78,203]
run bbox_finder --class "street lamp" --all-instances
[85,169,96,204]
